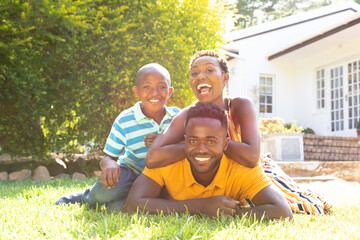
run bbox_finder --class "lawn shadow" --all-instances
[0,178,96,200]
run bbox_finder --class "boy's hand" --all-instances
[100,156,121,189]
[202,195,239,217]
[144,134,159,148]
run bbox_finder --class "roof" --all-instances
[225,1,360,42]
[267,12,360,61]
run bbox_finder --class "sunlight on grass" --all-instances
[1,179,359,239]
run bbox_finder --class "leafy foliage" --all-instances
[259,118,304,135]
[0,0,226,158]
[230,0,334,29]
[303,127,315,134]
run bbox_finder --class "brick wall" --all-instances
[303,134,360,161]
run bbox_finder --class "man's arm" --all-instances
[124,174,239,216]
[145,109,188,168]
[236,185,293,220]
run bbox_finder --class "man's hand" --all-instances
[125,175,240,217]
[99,156,121,189]
[202,195,239,217]
[144,134,159,148]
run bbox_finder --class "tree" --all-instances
[0,0,226,158]
[0,0,87,156]
[230,0,334,29]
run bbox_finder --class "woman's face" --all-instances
[189,56,229,103]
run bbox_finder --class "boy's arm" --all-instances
[124,174,239,216]
[145,109,188,168]
[236,185,293,220]
[99,154,120,189]
[224,97,261,168]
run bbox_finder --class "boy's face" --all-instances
[184,117,229,175]
[133,69,173,115]
[189,56,229,103]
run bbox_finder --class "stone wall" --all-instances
[303,134,360,161]
[0,153,102,181]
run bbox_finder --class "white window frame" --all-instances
[347,59,360,129]
[316,69,325,110]
[259,74,274,116]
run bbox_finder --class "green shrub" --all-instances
[303,128,315,134]
[259,118,304,134]
[0,0,226,159]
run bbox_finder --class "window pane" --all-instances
[260,104,265,113]
[267,96,272,104]
[260,96,265,103]
[267,105,272,113]
[266,78,272,85]
[266,86,272,94]
[260,77,265,85]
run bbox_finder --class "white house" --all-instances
[223,1,360,137]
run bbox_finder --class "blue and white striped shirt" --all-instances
[104,101,180,174]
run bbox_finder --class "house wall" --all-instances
[226,7,360,137]
[291,36,360,137]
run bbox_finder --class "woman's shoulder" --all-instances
[229,97,255,113]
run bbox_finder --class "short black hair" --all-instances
[136,63,171,85]
[185,102,228,130]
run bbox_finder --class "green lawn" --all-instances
[0,179,359,240]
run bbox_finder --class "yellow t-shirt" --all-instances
[142,155,271,201]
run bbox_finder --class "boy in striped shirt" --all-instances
[56,63,180,210]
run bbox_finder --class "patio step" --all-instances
[292,176,340,182]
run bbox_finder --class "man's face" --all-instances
[185,117,229,175]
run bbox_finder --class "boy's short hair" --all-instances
[185,102,228,130]
[136,63,171,85]
[189,50,229,74]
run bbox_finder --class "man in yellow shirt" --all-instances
[125,102,292,220]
